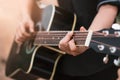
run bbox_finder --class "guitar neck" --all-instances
[32,28,120,57]
[33,31,93,46]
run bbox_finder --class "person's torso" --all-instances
[57,0,118,76]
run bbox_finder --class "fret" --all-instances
[34,31,89,46]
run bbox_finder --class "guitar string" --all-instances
[34,37,120,48]
[29,31,120,49]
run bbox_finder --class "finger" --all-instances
[18,23,30,39]
[68,39,78,56]
[59,31,73,47]
[15,33,20,44]
[21,20,34,33]
[58,31,72,52]
[15,25,28,43]
[28,20,35,33]
[117,78,120,80]
[19,24,31,37]
[15,34,23,44]
[16,29,26,42]
[118,69,120,77]
[80,26,87,32]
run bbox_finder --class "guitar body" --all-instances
[6,5,76,80]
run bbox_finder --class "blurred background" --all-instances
[0,0,21,80]
[0,0,120,80]
[0,0,45,80]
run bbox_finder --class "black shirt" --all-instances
[57,0,120,76]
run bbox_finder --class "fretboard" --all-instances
[33,31,93,46]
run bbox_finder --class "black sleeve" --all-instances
[97,0,120,10]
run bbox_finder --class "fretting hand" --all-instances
[59,26,89,56]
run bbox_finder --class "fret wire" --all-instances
[35,35,116,37]
[31,34,117,41]
[35,38,86,40]
[33,31,117,38]
[33,31,118,45]
[35,34,115,37]
[34,40,86,45]
[34,34,116,38]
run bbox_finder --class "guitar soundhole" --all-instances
[26,41,35,54]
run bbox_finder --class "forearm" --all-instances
[89,4,118,31]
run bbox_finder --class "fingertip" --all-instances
[30,28,34,33]
[29,21,35,32]
[80,26,86,31]
[81,26,84,28]
[67,31,74,36]
[30,26,34,32]
[15,37,22,45]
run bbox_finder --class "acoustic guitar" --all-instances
[5,5,120,80]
